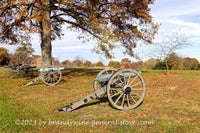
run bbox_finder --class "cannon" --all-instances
[58,68,146,112]
[22,66,63,86]
[1,64,36,78]
[1,64,22,75]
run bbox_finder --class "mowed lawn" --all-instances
[0,68,199,133]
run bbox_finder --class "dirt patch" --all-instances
[77,115,96,120]
[168,86,177,90]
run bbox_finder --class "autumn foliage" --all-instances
[0,47,10,66]
[0,0,158,65]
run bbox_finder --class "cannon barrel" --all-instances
[3,64,22,68]
[21,65,36,69]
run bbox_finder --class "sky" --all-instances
[4,0,200,65]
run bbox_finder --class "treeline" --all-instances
[60,57,142,69]
[150,52,200,70]
[1,46,199,70]
[60,53,200,70]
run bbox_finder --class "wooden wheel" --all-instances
[107,69,146,111]
[10,67,19,74]
[41,66,62,86]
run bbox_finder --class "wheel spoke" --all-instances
[129,94,136,103]
[123,72,126,85]
[127,72,132,85]
[49,78,52,83]
[47,78,50,83]
[109,88,121,90]
[121,94,126,107]
[128,75,138,86]
[117,75,124,86]
[55,73,60,78]
[113,82,123,88]
[130,81,142,88]
[52,78,55,83]
[131,88,143,91]
[127,94,130,107]
[52,76,56,83]
[51,78,54,83]
[111,91,122,98]
[131,92,141,98]
[114,92,124,104]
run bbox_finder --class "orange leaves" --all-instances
[3,2,7,6]
[0,0,158,60]
[69,3,74,9]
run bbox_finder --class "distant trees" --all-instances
[61,59,98,68]
[84,61,92,68]
[96,61,104,67]
[151,53,200,70]
[142,58,159,69]
[0,47,10,66]
[168,52,183,70]
[59,55,199,70]
[120,58,131,68]
[10,43,34,65]
[121,58,131,64]
[183,57,199,70]
[131,61,142,69]
[72,60,83,67]
[108,61,120,68]
[124,63,130,69]
[153,61,167,70]
[149,30,191,74]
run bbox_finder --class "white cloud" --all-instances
[163,19,200,36]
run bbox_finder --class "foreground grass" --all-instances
[0,68,199,132]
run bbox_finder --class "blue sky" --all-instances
[4,0,200,64]
[149,0,200,61]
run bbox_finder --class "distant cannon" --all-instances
[58,68,146,112]
[1,64,22,75]
[22,66,64,86]
[1,64,35,78]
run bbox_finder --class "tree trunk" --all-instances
[165,59,169,75]
[40,0,52,66]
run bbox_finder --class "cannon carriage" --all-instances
[1,64,22,75]
[1,64,63,86]
[22,66,63,86]
[1,64,36,78]
[58,68,146,112]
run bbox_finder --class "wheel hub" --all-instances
[50,73,54,78]
[125,87,131,94]
[123,85,131,94]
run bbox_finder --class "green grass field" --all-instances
[0,68,199,132]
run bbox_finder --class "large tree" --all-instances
[0,0,158,66]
